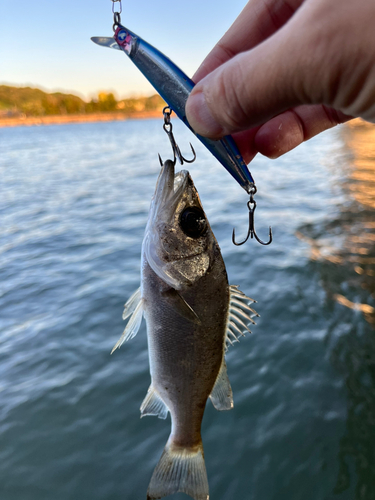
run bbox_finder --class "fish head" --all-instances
[143,160,217,290]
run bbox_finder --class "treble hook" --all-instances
[159,106,196,166]
[232,187,272,246]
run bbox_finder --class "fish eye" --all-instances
[180,207,207,238]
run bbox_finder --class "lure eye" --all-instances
[180,207,207,238]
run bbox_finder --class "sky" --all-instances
[0,0,248,101]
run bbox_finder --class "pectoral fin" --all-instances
[162,288,201,325]
[209,358,233,411]
[111,289,143,354]
[122,287,141,320]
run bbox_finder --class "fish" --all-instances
[112,159,258,500]
[91,24,256,194]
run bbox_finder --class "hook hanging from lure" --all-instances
[159,106,196,166]
[232,187,272,246]
[91,3,272,245]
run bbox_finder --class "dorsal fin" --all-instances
[225,285,259,350]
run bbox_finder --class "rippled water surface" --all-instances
[1,119,375,500]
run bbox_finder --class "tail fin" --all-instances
[147,440,209,500]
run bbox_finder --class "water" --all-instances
[0,118,374,500]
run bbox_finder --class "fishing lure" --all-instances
[91,1,272,245]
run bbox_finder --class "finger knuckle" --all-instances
[209,62,250,132]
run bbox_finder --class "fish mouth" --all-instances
[143,160,191,289]
[146,159,190,232]
[156,159,189,208]
[173,169,188,194]
[144,159,211,289]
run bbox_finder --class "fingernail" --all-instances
[186,91,223,138]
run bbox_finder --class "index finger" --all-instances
[193,0,304,82]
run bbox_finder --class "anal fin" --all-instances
[209,358,233,411]
[140,385,169,420]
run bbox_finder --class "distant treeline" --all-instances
[0,85,165,117]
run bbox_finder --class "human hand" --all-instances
[185,0,375,163]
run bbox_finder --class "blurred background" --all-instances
[0,0,248,99]
[1,1,375,499]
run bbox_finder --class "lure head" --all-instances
[114,25,137,55]
[143,160,219,290]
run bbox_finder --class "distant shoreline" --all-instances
[1,111,372,130]
[0,110,163,128]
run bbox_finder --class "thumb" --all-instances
[185,13,329,139]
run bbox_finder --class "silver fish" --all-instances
[112,160,258,500]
